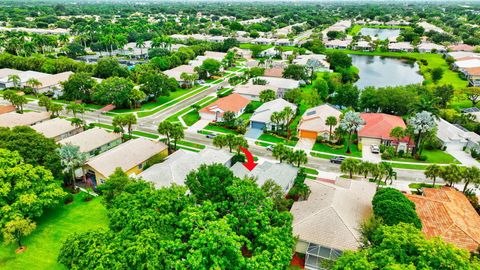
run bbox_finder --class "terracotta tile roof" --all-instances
[465,67,480,76]
[263,67,284,78]
[0,105,15,115]
[199,93,250,116]
[407,187,480,252]
[359,113,408,141]
[448,44,475,52]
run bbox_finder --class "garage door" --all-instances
[360,137,381,149]
[299,130,318,139]
[251,121,266,130]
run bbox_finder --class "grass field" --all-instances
[258,133,298,147]
[204,124,239,134]
[326,49,468,89]
[0,193,108,270]
[312,141,362,157]
[348,24,412,36]
[388,149,458,164]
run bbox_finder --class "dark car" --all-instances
[206,133,217,139]
[330,156,345,164]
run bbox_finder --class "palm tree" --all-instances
[57,144,87,191]
[424,164,442,187]
[70,117,85,130]
[65,102,86,118]
[123,114,137,139]
[213,135,228,149]
[340,158,360,179]
[270,111,282,132]
[358,161,374,179]
[441,164,463,187]
[38,95,52,112]
[272,143,291,163]
[289,150,308,167]
[26,78,42,96]
[462,166,480,193]
[389,126,405,153]
[49,103,63,118]
[339,111,364,154]
[325,116,337,142]
[158,121,174,150]
[171,123,184,151]
[7,74,20,89]
[282,106,296,139]
[136,39,146,58]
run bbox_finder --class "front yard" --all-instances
[387,149,459,164]
[312,139,363,158]
[0,193,108,270]
[257,133,298,147]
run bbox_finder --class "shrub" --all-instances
[372,188,415,208]
[397,150,405,157]
[381,152,392,160]
[231,153,245,164]
[372,188,421,229]
[64,193,74,204]
[418,155,428,161]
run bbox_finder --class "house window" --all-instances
[305,243,343,270]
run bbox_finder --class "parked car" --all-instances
[266,145,273,151]
[370,144,380,154]
[206,133,217,139]
[330,156,345,164]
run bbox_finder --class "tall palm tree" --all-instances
[424,164,442,187]
[135,39,146,58]
[462,166,480,193]
[441,164,463,187]
[26,78,42,96]
[325,116,338,142]
[340,158,360,179]
[289,150,308,167]
[272,143,291,163]
[7,74,20,89]
[58,144,87,191]
[389,126,405,153]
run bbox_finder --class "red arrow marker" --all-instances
[240,146,257,171]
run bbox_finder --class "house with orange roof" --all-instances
[407,187,480,252]
[199,93,250,122]
[0,105,15,115]
[465,67,480,87]
[448,44,475,52]
[358,113,412,151]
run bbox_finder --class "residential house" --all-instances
[275,39,295,46]
[448,44,475,52]
[0,70,50,89]
[325,39,350,49]
[58,127,122,158]
[435,118,480,151]
[464,67,480,86]
[388,42,414,52]
[263,67,284,78]
[199,93,250,122]
[234,84,280,101]
[447,51,480,60]
[358,113,411,151]
[453,59,480,72]
[417,42,446,53]
[251,76,300,97]
[0,111,50,128]
[249,98,297,131]
[407,187,480,252]
[83,138,168,185]
[297,104,342,140]
[35,71,74,96]
[418,21,445,33]
[253,37,275,45]
[291,179,376,269]
[259,47,280,58]
[293,54,331,72]
[353,40,373,51]
[163,65,197,84]
[231,161,298,192]
[31,118,83,142]
[0,68,23,83]
[322,20,351,39]
[229,47,252,59]
[138,149,233,188]
[0,105,15,115]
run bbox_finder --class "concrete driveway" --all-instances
[187,119,210,132]
[245,128,263,140]
[445,143,480,167]
[295,138,315,150]
[362,144,381,163]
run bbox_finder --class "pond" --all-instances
[351,54,424,89]
[359,27,401,40]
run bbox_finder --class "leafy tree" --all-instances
[157,121,184,151]
[197,58,222,79]
[461,87,480,106]
[389,126,405,152]
[0,126,62,179]
[0,149,65,242]
[326,51,352,71]
[340,158,361,178]
[185,164,237,203]
[94,57,129,79]
[313,77,329,100]
[49,103,64,118]
[38,95,52,111]
[61,72,97,102]
[2,216,36,249]
[332,84,359,108]
[339,111,364,153]
[140,72,178,97]
[97,168,134,206]
[333,223,480,270]
[372,188,421,228]
[283,64,306,80]
[424,164,442,186]
[325,116,338,141]
[259,89,276,103]
[3,90,28,113]
[430,67,444,83]
[433,85,454,108]
[283,88,302,105]
[92,77,142,109]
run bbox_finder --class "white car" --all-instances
[370,144,380,154]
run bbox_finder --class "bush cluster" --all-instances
[372,188,422,229]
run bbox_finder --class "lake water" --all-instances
[359,28,401,40]
[351,54,424,89]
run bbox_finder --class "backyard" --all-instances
[0,193,108,270]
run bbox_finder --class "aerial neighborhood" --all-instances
[1,1,480,270]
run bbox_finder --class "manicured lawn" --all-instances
[182,111,200,126]
[301,167,319,175]
[177,140,206,150]
[389,162,429,170]
[0,193,108,270]
[239,113,252,121]
[408,183,443,189]
[310,152,336,159]
[312,141,362,157]
[388,149,458,164]
[348,24,412,36]
[258,133,298,147]
[204,124,238,134]
[326,49,468,89]
[165,96,216,123]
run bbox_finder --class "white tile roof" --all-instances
[250,98,297,123]
[138,149,232,188]
[86,138,167,178]
[291,179,376,251]
[230,161,298,191]
[59,127,122,153]
[163,65,196,81]
[254,76,300,90]
[37,71,74,89]
[298,104,342,133]
[31,118,78,139]
[0,112,50,127]
[388,42,414,50]
[436,118,480,144]
[455,59,480,69]
[0,68,23,80]
[234,84,279,97]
